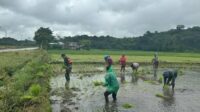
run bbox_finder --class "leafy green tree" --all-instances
[80,39,91,50]
[34,27,54,49]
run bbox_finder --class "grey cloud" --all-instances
[0,0,200,39]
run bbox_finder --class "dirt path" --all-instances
[0,47,38,53]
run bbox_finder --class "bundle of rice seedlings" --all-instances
[93,80,104,86]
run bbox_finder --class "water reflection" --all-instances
[120,72,125,83]
[163,86,174,96]
[65,82,70,90]
[131,72,139,84]
[103,102,118,112]
[160,88,176,112]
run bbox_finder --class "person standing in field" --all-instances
[152,53,159,79]
[61,54,72,82]
[119,54,127,73]
[103,56,119,102]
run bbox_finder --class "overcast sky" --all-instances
[0,0,200,40]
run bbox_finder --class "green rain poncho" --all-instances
[104,66,119,94]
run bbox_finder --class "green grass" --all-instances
[48,49,200,64]
[0,51,37,86]
[48,49,200,57]
[29,84,42,96]
[0,50,52,112]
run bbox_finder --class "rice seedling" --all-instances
[155,93,171,99]
[158,77,162,83]
[178,69,184,76]
[122,103,134,109]
[145,80,160,85]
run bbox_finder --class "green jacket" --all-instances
[104,66,119,93]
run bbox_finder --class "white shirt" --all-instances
[132,63,139,68]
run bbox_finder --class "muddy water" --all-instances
[50,68,200,112]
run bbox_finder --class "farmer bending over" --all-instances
[119,54,127,73]
[163,70,178,90]
[61,54,72,82]
[130,63,139,72]
[130,63,139,82]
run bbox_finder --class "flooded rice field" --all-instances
[50,67,200,112]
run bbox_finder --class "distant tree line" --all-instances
[60,26,200,52]
[0,37,35,47]
[1,25,200,52]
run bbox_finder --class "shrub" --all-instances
[29,84,41,96]
[4,67,15,76]
[0,50,52,111]
[0,80,3,87]
[14,72,33,92]
[20,95,33,102]
[36,72,45,78]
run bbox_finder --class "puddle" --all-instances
[50,67,200,112]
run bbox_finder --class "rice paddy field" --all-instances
[1,49,200,112]
[48,49,200,64]
[48,49,200,112]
